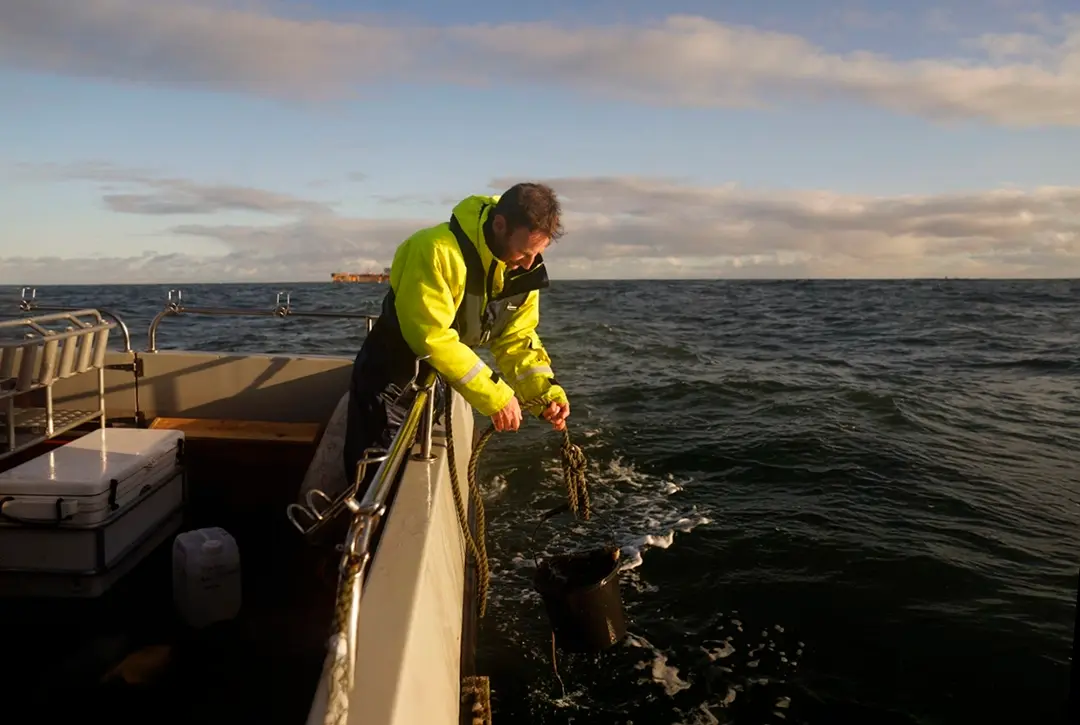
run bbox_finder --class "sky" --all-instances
[2,0,1080,283]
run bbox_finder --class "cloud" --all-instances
[2,1,1080,126]
[102,184,330,216]
[16,161,335,217]
[3,171,1080,283]
[529,177,1080,278]
[172,217,425,257]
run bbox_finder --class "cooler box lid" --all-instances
[0,428,184,498]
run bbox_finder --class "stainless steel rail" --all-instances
[342,366,437,660]
[20,287,133,354]
[147,289,380,353]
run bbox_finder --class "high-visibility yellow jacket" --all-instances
[387,194,568,417]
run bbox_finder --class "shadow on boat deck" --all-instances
[0,426,341,725]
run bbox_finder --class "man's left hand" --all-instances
[541,400,570,431]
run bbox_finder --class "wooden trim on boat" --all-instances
[148,417,322,445]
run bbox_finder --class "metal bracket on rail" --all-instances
[286,356,439,537]
[146,288,379,353]
[19,287,133,354]
[286,446,391,536]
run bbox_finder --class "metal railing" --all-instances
[342,366,436,677]
[147,290,379,353]
[20,288,133,353]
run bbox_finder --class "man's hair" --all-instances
[493,182,565,241]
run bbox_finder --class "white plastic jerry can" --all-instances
[172,527,242,629]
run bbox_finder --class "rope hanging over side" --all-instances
[444,384,590,618]
[323,555,362,725]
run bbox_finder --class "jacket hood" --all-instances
[451,194,499,250]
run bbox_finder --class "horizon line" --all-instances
[4,276,1079,288]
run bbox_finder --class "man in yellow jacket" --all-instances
[344,182,571,483]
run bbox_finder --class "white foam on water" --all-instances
[704,641,735,660]
[509,553,534,569]
[661,480,683,495]
[672,702,721,725]
[481,452,713,617]
[483,473,509,500]
[619,515,711,572]
[547,686,590,710]
[523,453,713,577]
[627,633,692,697]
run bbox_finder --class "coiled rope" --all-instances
[444,385,590,618]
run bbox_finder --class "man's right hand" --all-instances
[491,396,523,432]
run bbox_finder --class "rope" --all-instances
[444,385,590,618]
[318,382,586,723]
[323,555,363,725]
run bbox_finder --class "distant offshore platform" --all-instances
[331,268,391,283]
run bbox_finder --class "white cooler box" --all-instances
[0,427,187,598]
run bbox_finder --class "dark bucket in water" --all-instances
[533,545,627,653]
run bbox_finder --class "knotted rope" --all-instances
[444,387,590,618]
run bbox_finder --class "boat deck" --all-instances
[0,419,341,725]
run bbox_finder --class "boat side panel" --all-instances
[41,350,352,424]
[343,390,474,725]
